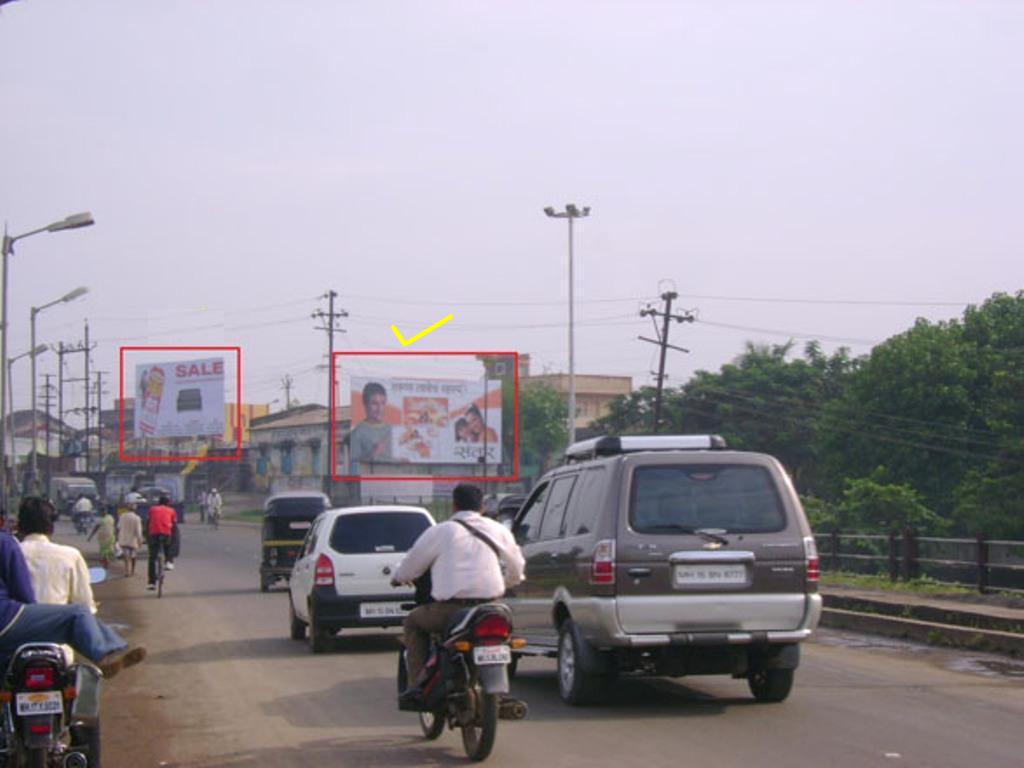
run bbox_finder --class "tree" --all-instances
[835,473,946,534]
[519,383,568,477]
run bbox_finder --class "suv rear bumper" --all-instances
[578,593,822,648]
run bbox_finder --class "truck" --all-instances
[48,476,100,520]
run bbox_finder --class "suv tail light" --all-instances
[590,539,616,585]
[314,554,335,587]
[803,536,820,584]
[24,666,55,690]
[472,614,511,643]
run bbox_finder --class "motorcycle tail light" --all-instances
[24,666,54,690]
[472,614,511,642]
[29,724,51,735]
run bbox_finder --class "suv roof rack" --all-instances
[564,434,727,463]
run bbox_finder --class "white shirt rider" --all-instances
[393,510,525,601]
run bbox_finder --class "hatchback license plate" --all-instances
[674,564,747,586]
[359,602,409,619]
[16,691,62,716]
[473,645,511,666]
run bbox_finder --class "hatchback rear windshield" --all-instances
[267,498,326,517]
[630,465,785,534]
[329,512,431,554]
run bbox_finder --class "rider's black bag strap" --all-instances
[451,518,503,564]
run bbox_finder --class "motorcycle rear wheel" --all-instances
[461,691,498,761]
[419,709,445,740]
[27,746,47,768]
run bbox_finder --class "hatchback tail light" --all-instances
[590,539,616,585]
[803,536,820,584]
[472,614,511,643]
[314,554,335,587]
[24,666,55,690]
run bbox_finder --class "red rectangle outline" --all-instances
[118,346,243,462]
[332,351,520,483]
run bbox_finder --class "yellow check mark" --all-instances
[391,314,454,347]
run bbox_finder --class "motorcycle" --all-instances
[0,568,107,767]
[397,602,527,761]
[71,513,93,537]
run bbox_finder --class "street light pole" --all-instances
[1,212,94,505]
[544,204,590,445]
[30,287,88,491]
[6,344,47,496]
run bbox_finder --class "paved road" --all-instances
[84,520,1024,767]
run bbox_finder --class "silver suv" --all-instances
[506,435,821,705]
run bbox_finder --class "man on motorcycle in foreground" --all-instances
[391,483,525,709]
[0,497,145,678]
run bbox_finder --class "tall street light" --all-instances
[543,203,590,445]
[30,286,89,491]
[1,212,94,504]
[6,344,48,496]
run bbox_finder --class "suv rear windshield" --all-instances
[630,465,785,534]
[329,512,431,554]
[267,498,325,516]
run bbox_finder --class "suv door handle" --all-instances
[628,567,652,578]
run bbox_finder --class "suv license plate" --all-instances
[359,602,409,619]
[674,564,747,586]
[16,691,63,716]
[472,645,511,666]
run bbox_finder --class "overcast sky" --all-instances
[2,1,1021,422]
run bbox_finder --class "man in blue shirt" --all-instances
[0,499,145,678]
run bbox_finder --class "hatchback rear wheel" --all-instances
[289,599,306,641]
[308,602,332,653]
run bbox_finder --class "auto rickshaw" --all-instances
[260,492,331,592]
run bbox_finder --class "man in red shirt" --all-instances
[147,496,176,591]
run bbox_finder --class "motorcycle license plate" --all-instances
[15,691,63,716]
[472,645,511,666]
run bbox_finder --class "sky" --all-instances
[1,0,1022,425]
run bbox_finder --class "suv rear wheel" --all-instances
[748,668,794,702]
[557,619,611,705]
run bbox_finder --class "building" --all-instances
[248,404,351,496]
[524,373,633,430]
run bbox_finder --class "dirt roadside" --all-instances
[91,566,176,766]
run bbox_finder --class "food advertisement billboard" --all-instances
[349,376,502,466]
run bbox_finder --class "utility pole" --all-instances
[95,370,107,474]
[639,290,695,433]
[312,290,347,499]
[55,338,90,464]
[83,321,91,472]
[281,374,294,410]
[40,375,55,491]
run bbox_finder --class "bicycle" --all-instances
[154,548,166,598]
[208,510,220,530]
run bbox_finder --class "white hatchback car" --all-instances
[288,505,435,652]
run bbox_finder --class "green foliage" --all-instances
[520,383,568,475]
[591,291,1024,539]
[834,473,947,534]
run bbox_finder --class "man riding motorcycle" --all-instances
[391,483,525,710]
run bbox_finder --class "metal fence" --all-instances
[815,530,1024,594]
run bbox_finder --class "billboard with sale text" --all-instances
[134,357,226,438]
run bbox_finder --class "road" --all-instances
[81,520,1024,768]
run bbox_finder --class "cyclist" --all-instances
[207,487,223,528]
[146,496,176,591]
